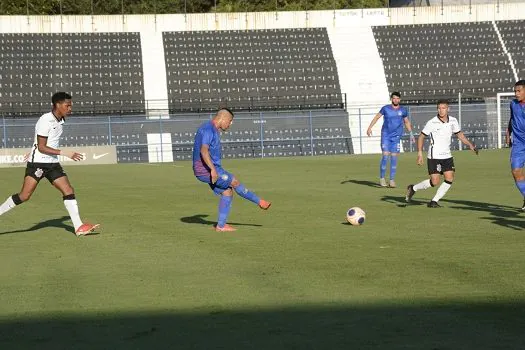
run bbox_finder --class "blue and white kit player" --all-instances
[506,80,525,210]
[193,108,271,232]
[367,92,414,187]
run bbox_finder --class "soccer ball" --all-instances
[346,207,366,226]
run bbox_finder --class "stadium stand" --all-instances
[496,20,525,79]
[162,28,344,112]
[170,110,352,159]
[372,22,515,104]
[0,32,145,116]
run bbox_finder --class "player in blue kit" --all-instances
[367,92,415,188]
[193,108,271,232]
[506,80,525,210]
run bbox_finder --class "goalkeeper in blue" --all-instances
[506,79,525,211]
[367,92,415,188]
[193,108,271,232]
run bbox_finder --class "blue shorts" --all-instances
[510,148,525,170]
[381,135,401,153]
[196,168,234,195]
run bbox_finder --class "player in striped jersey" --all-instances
[405,99,478,208]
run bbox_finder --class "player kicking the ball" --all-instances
[0,92,99,236]
[405,99,478,208]
[193,108,271,232]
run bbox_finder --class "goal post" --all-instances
[496,92,515,149]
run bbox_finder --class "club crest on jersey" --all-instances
[398,111,403,116]
[35,168,44,178]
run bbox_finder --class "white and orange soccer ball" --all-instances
[346,207,366,226]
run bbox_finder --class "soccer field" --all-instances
[1,149,525,349]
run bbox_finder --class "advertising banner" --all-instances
[0,145,117,168]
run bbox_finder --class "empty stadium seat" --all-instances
[0,32,145,116]
[372,22,515,104]
[162,28,344,112]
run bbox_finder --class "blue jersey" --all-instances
[379,105,409,138]
[193,121,222,176]
[509,99,525,150]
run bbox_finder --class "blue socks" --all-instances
[390,155,398,180]
[515,180,525,197]
[234,183,260,205]
[217,184,261,228]
[217,195,233,228]
[380,155,388,179]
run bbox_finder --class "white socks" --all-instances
[432,182,452,203]
[64,199,83,231]
[0,196,17,216]
[413,179,432,192]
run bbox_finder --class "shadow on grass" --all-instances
[180,214,262,227]
[382,195,525,229]
[340,179,382,188]
[0,216,75,235]
[0,302,524,349]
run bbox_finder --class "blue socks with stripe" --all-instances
[380,155,388,179]
[217,195,233,228]
[234,183,260,205]
[390,155,398,180]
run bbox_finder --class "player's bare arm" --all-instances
[416,132,425,165]
[366,113,383,136]
[506,120,512,147]
[36,135,83,161]
[456,132,478,154]
[404,117,415,142]
[200,144,218,183]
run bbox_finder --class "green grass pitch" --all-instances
[1,149,525,349]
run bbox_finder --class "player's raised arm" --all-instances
[366,112,383,136]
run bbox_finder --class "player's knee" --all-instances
[230,178,240,187]
[430,178,440,186]
[512,169,525,181]
[222,188,233,196]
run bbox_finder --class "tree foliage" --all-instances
[0,0,387,15]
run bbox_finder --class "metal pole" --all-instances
[260,112,264,158]
[26,0,29,16]
[108,116,112,145]
[159,118,164,162]
[497,93,503,149]
[3,116,7,148]
[359,109,363,154]
[458,92,462,150]
[309,111,314,156]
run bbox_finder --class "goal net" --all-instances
[491,92,515,149]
